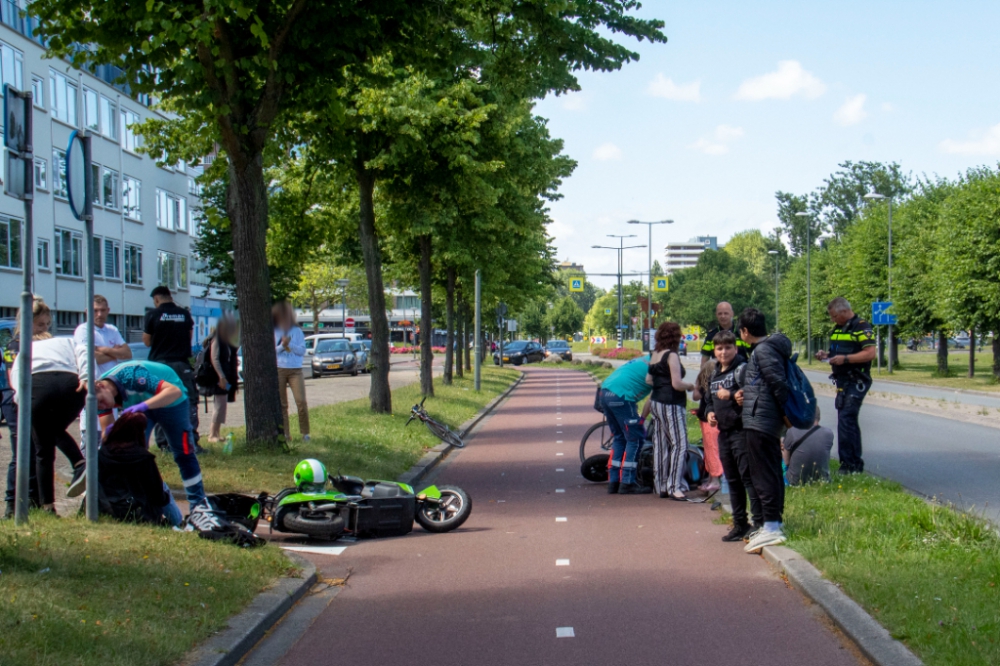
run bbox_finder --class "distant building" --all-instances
[664,236,718,274]
[557,260,584,273]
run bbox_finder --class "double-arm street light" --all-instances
[768,250,780,330]
[863,192,894,373]
[593,234,646,348]
[627,219,674,345]
[336,278,350,338]
[795,211,814,363]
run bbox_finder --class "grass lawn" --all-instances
[162,366,521,494]
[784,469,1000,666]
[0,513,291,666]
[870,350,999,392]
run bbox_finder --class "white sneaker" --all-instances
[744,528,786,554]
[302,434,311,442]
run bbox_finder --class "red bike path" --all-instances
[275,366,863,665]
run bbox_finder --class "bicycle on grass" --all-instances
[406,397,466,448]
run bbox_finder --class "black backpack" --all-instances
[193,344,218,391]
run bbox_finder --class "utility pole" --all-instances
[864,192,894,373]
[795,211,813,363]
[768,250,780,330]
[628,219,673,350]
[593,235,645,349]
[474,270,481,391]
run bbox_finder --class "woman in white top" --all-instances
[10,297,88,513]
[273,301,310,441]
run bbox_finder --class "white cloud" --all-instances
[561,91,586,111]
[940,123,1000,155]
[834,94,868,126]
[646,74,701,102]
[734,60,826,101]
[690,125,744,155]
[881,102,894,112]
[593,142,623,161]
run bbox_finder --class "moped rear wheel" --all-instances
[282,512,346,540]
[415,485,472,533]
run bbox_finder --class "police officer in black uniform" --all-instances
[815,297,877,474]
[701,301,750,365]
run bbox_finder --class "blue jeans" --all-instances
[2,389,36,505]
[161,481,183,527]
[145,402,206,508]
[600,389,644,485]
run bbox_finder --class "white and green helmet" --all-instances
[294,458,328,492]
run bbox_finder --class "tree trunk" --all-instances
[889,333,899,369]
[443,266,455,385]
[993,334,1000,381]
[456,293,465,378]
[356,165,391,413]
[228,155,284,447]
[936,329,949,376]
[968,329,976,378]
[418,235,434,396]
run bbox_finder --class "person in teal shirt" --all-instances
[94,361,205,509]
[599,356,653,494]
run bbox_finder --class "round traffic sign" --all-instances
[345,317,355,327]
[66,131,90,220]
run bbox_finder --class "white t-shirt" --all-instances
[74,322,127,376]
[9,337,87,404]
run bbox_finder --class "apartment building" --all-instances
[664,236,719,274]
[0,6,225,341]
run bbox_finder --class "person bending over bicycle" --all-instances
[598,356,653,495]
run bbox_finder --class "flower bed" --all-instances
[590,345,644,361]
[389,346,446,354]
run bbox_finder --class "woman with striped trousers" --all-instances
[646,322,694,500]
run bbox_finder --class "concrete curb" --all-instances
[397,372,525,488]
[762,545,923,666]
[184,552,317,666]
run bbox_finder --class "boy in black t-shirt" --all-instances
[705,331,761,542]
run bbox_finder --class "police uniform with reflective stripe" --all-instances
[828,315,875,474]
[701,326,751,360]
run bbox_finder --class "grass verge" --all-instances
[783,469,1000,666]
[162,366,521,494]
[0,513,291,666]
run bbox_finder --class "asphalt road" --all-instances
[276,367,861,666]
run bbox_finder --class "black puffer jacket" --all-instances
[741,334,792,438]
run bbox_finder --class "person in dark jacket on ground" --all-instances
[705,330,761,542]
[98,412,183,526]
[734,307,792,554]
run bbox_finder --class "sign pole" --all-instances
[82,134,98,521]
[474,270,481,391]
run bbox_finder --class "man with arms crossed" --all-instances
[74,295,131,438]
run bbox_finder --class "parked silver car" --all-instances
[350,341,370,373]
[309,338,359,378]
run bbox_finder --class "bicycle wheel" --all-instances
[426,419,466,448]
[579,421,613,463]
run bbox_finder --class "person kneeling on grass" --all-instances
[98,411,183,526]
[782,406,833,486]
[94,361,207,511]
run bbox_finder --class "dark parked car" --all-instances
[350,341,370,373]
[309,338,359,378]
[493,340,545,366]
[544,339,573,361]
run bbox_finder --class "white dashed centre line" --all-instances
[555,517,567,522]
[555,489,565,493]
[556,559,570,566]
[556,627,575,638]
[556,453,564,456]
[556,468,564,472]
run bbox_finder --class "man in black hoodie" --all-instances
[734,307,792,554]
[705,330,760,542]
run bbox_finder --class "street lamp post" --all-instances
[336,278,350,338]
[593,235,646,348]
[863,192,894,373]
[795,211,813,363]
[768,250,779,330]
[628,219,673,348]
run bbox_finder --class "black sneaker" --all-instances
[67,463,87,498]
[607,482,620,494]
[3,501,13,519]
[722,523,753,542]
[618,483,653,495]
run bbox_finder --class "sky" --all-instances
[535,0,1000,289]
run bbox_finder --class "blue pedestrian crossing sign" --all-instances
[653,277,669,292]
[569,278,584,292]
[871,301,897,326]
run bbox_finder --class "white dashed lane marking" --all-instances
[556,517,567,522]
[556,468,564,472]
[556,627,575,638]
[556,559,570,566]
[555,489,565,493]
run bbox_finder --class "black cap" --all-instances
[150,285,172,299]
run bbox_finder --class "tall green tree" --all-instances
[664,250,774,330]
[548,296,585,339]
[724,229,772,278]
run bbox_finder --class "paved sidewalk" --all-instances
[275,367,862,665]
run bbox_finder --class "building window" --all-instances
[56,311,83,331]
[100,95,117,140]
[83,87,99,131]
[54,228,82,277]
[157,251,187,291]
[125,314,143,331]
[123,176,141,220]
[0,216,21,269]
[189,208,202,236]
[49,69,78,126]
[179,255,188,289]
[101,167,120,209]
[36,238,49,270]
[52,149,67,198]
[120,107,139,152]
[104,238,121,279]
[30,76,43,108]
[33,158,47,191]
[156,188,185,230]
[91,235,102,276]
[1,44,23,94]
[124,243,142,285]
[187,177,201,195]
[90,163,101,206]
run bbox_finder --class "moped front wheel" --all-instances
[415,485,472,533]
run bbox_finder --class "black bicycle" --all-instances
[579,420,613,462]
[406,397,466,448]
